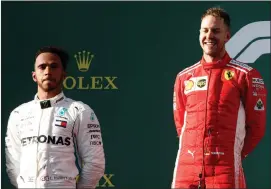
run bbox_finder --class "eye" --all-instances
[50,63,59,69]
[38,64,47,70]
[212,29,221,34]
[200,29,208,33]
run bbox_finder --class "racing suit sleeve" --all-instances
[5,110,21,188]
[173,74,186,137]
[76,108,105,189]
[241,69,267,159]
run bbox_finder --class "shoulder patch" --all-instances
[229,59,253,71]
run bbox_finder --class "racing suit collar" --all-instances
[34,92,65,109]
[201,52,231,69]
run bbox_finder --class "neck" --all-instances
[37,87,62,100]
[203,49,226,63]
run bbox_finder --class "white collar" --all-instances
[34,92,65,109]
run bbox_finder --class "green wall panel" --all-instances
[2,2,270,188]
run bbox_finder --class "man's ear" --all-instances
[225,31,231,43]
[32,71,37,82]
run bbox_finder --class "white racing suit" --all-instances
[5,92,105,188]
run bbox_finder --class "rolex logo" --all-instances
[63,49,118,90]
[74,50,94,72]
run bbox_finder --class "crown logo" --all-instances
[74,50,94,72]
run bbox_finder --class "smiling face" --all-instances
[199,15,230,61]
[32,52,66,92]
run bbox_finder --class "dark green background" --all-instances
[2,1,270,188]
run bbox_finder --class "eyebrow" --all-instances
[37,62,59,65]
[36,62,60,67]
[201,27,221,30]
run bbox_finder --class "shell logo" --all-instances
[185,80,194,91]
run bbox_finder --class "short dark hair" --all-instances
[201,7,231,30]
[35,46,69,70]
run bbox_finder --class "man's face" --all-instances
[199,15,230,58]
[32,52,66,92]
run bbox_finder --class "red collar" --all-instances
[201,52,231,69]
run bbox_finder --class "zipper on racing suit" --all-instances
[35,109,43,188]
[199,69,212,189]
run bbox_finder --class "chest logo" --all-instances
[58,108,68,116]
[224,70,235,80]
[185,80,194,91]
[184,76,208,95]
[197,79,206,88]
[55,120,68,128]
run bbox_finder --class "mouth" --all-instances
[43,78,55,82]
[204,41,217,47]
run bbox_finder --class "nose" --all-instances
[44,65,52,75]
[206,30,214,39]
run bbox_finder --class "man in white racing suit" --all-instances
[5,46,105,188]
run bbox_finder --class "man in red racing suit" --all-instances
[171,7,267,189]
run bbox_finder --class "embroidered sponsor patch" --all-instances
[184,76,208,94]
[224,70,235,80]
[54,120,67,128]
[58,107,68,116]
[252,91,266,97]
[253,84,264,90]
[184,80,194,91]
[230,59,253,71]
[252,78,264,85]
[254,98,264,111]
[197,79,206,88]
[90,112,95,121]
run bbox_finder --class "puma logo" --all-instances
[188,150,195,158]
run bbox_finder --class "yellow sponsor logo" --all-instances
[75,51,94,72]
[224,70,234,80]
[97,174,115,187]
[185,80,194,91]
[76,174,115,187]
[63,50,118,90]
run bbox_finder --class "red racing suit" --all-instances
[172,53,266,189]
